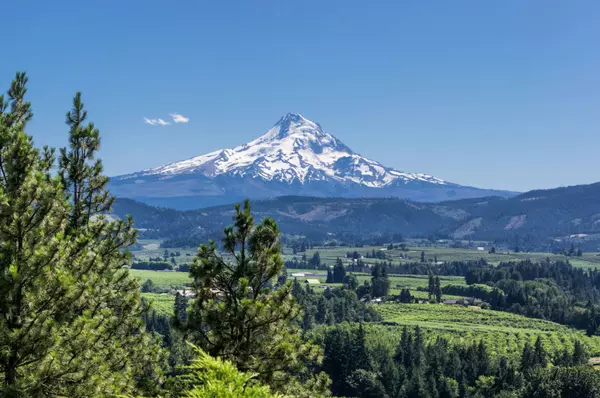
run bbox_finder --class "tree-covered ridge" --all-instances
[112,182,600,250]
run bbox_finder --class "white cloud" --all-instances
[144,117,171,126]
[170,113,190,123]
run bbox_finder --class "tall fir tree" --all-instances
[371,262,390,297]
[428,272,435,300]
[182,200,327,394]
[434,276,442,303]
[0,74,163,397]
[333,258,346,283]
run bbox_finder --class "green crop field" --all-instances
[131,239,600,271]
[131,239,197,265]
[287,270,466,297]
[373,303,600,360]
[131,269,191,288]
[287,244,600,269]
[141,293,175,317]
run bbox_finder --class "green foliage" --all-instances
[332,258,346,283]
[376,303,600,360]
[524,366,600,398]
[179,344,279,398]
[182,200,326,393]
[0,73,163,397]
[371,262,391,297]
[292,280,381,328]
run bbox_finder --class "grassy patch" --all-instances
[131,269,191,289]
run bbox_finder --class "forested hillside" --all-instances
[113,183,600,250]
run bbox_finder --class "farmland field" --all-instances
[131,239,600,270]
[287,269,466,297]
[287,245,600,269]
[131,239,197,265]
[141,293,175,317]
[131,269,191,289]
[373,303,600,360]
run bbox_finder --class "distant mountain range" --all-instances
[113,182,600,251]
[110,113,516,209]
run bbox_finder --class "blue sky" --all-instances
[2,1,599,192]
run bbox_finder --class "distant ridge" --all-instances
[112,181,600,251]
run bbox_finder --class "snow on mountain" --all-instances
[118,113,447,188]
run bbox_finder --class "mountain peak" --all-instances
[265,112,322,141]
[117,113,447,188]
[277,112,308,124]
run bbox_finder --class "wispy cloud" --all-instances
[145,114,188,126]
[144,117,171,126]
[170,113,190,123]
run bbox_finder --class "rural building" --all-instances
[173,289,196,298]
[304,279,320,285]
[443,297,483,306]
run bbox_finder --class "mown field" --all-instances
[131,269,191,288]
[131,239,197,265]
[132,238,600,269]
[287,269,465,298]
[288,245,600,269]
[373,303,600,360]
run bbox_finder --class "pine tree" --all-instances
[343,273,359,290]
[326,268,334,283]
[533,336,548,369]
[371,262,390,297]
[333,258,346,283]
[421,251,426,263]
[428,272,435,300]
[179,345,278,398]
[400,288,412,303]
[520,342,534,373]
[572,340,587,365]
[309,251,321,269]
[183,200,325,392]
[0,75,162,397]
[174,291,189,325]
[434,276,442,303]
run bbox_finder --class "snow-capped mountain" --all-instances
[123,113,445,187]
[111,113,516,209]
